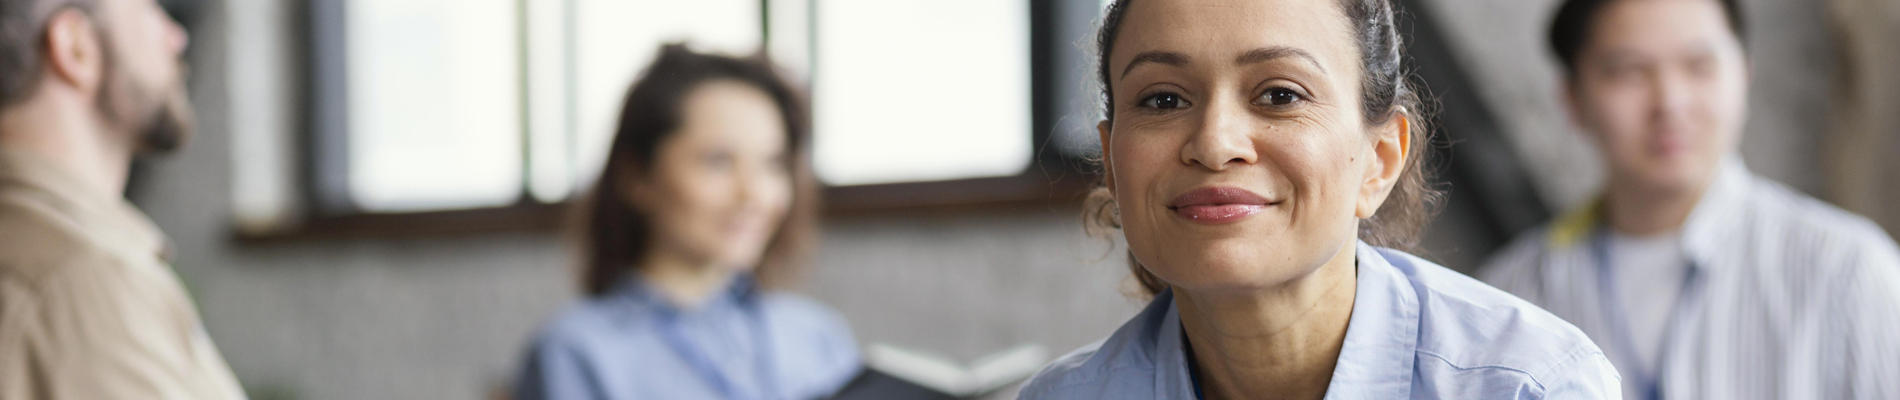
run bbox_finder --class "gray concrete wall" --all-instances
[1826,0,1900,235]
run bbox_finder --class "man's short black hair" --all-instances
[1548,0,1748,75]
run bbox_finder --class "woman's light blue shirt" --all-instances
[515,276,861,400]
[1018,241,1622,399]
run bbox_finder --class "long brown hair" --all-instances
[1087,0,1443,297]
[576,44,819,297]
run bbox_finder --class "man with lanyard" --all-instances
[1481,0,1900,399]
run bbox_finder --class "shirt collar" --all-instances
[1154,241,1420,399]
[1151,289,1199,399]
[609,271,760,315]
[1322,241,1421,398]
[0,149,170,261]
[1547,157,1753,269]
[1677,158,1752,269]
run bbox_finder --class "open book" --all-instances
[830,343,1051,400]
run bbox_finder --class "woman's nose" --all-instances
[732,174,755,205]
[1180,101,1258,171]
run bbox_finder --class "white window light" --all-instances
[810,0,1034,186]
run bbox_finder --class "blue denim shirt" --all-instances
[515,275,861,400]
[1018,241,1621,399]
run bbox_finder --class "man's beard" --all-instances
[95,46,193,155]
[133,83,192,154]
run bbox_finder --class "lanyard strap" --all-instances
[655,296,780,400]
[1590,228,1703,400]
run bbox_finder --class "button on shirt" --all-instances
[1017,241,1621,400]
[0,150,246,400]
[515,276,862,400]
[1482,160,1900,400]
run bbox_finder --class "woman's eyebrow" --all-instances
[1236,46,1325,74]
[1120,47,1326,80]
[1120,51,1191,79]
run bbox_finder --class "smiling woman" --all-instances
[1088,0,1437,295]
[1020,0,1622,399]
[513,45,860,400]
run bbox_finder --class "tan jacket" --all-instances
[0,150,245,400]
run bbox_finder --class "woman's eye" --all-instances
[1258,88,1303,107]
[765,154,791,176]
[1139,93,1189,110]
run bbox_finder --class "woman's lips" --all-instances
[1173,204,1266,223]
[1169,186,1275,224]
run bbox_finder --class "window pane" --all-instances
[571,0,761,189]
[525,0,570,203]
[766,0,813,79]
[812,0,1032,186]
[346,0,522,212]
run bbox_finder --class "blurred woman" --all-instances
[515,44,859,400]
[1017,0,1619,399]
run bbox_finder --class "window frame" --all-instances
[244,0,1096,242]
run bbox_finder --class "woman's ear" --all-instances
[1097,120,1115,194]
[1356,109,1410,219]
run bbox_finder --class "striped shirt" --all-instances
[1481,159,1900,400]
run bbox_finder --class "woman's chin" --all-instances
[1143,249,1329,293]
[712,251,767,272]
[1153,265,1301,293]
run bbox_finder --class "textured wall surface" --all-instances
[1827,0,1900,236]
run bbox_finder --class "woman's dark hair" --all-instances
[1086,0,1441,297]
[1548,0,1746,77]
[577,43,818,297]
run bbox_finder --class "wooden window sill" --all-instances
[234,170,1097,244]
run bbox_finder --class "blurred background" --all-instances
[130,0,1900,398]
